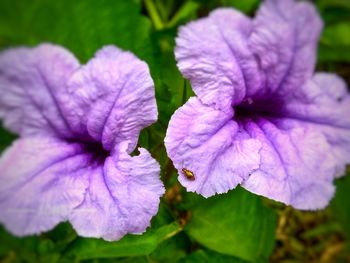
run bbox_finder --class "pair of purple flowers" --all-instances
[0,0,349,241]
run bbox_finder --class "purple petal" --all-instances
[242,118,336,210]
[165,98,261,197]
[0,138,163,240]
[250,0,322,95]
[0,138,89,236]
[66,46,157,152]
[175,9,261,111]
[175,0,322,110]
[0,44,80,138]
[282,73,350,177]
[69,142,164,241]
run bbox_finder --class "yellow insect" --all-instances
[182,168,195,181]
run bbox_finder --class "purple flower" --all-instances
[165,0,350,210]
[0,44,164,240]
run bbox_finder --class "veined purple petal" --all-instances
[0,138,163,240]
[70,142,164,241]
[165,98,261,197]
[241,119,336,210]
[281,73,350,177]
[175,9,261,111]
[250,0,322,95]
[0,138,89,236]
[175,0,322,109]
[65,46,158,152]
[0,44,80,138]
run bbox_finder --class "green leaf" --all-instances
[0,226,62,263]
[177,249,248,263]
[331,172,350,239]
[152,28,194,113]
[161,51,192,108]
[185,188,277,262]
[67,222,182,260]
[150,233,189,263]
[321,22,350,46]
[316,0,350,24]
[319,22,350,62]
[0,127,16,153]
[320,7,350,24]
[316,0,350,12]
[0,0,154,66]
[150,200,176,228]
[219,0,259,14]
[318,46,350,63]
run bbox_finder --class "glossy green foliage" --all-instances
[184,188,276,262]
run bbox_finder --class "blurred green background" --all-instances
[0,0,349,262]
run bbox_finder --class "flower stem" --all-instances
[144,0,164,30]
